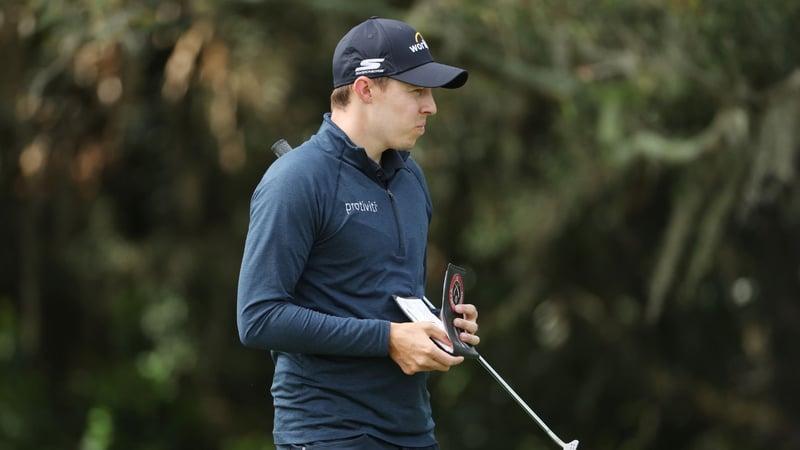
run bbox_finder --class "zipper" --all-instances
[386,187,404,252]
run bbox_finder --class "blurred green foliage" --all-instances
[1,0,799,449]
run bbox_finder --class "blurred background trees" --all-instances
[1,0,798,449]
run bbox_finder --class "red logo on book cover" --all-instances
[448,273,464,312]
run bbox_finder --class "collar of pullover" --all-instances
[320,113,410,184]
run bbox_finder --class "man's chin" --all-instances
[393,139,417,151]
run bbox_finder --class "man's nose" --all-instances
[421,89,437,115]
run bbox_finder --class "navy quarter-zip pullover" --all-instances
[237,113,436,446]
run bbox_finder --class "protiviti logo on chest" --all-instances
[409,32,429,53]
[344,200,379,215]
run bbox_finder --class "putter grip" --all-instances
[271,139,292,158]
[441,263,480,358]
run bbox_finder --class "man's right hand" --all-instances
[388,322,465,375]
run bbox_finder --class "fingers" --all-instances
[388,322,465,375]
[452,303,480,346]
[424,323,465,368]
[453,303,479,333]
[406,342,464,374]
[453,316,478,334]
[459,331,481,346]
[454,303,478,322]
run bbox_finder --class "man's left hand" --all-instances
[452,303,480,347]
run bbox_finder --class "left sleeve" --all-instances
[236,157,389,357]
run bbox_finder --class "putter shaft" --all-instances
[477,356,578,449]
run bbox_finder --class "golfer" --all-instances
[237,17,479,450]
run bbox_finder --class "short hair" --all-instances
[330,77,390,109]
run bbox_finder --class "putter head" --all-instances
[563,440,579,450]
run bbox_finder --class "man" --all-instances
[237,16,479,450]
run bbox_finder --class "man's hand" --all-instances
[452,302,480,347]
[389,302,481,375]
[388,322,464,375]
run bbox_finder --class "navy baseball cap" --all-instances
[332,17,468,89]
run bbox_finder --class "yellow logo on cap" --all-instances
[409,32,429,53]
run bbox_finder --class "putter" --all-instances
[270,140,580,450]
[443,264,579,450]
[271,138,292,158]
[477,356,579,449]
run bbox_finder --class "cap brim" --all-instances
[390,61,468,89]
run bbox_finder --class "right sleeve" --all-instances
[235,160,389,357]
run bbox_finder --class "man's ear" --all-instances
[352,76,374,104]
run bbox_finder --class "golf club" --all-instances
[443,263,579,450]
[271,138,292,158]
[477,355,579,449]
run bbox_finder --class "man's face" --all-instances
[369,78,437,151]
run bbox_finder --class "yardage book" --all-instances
[393,263,480,358]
